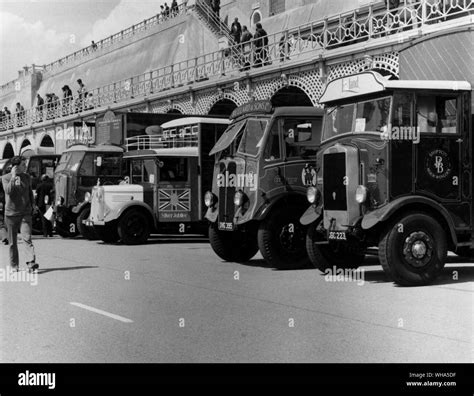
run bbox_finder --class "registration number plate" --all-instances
[218,222,234,231]
[328,231,347,241]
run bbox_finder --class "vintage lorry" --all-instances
[205,101,324,269]
[54,111,203,238]
[85,117,230,244]
[301,27,473,285]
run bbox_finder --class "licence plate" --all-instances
[83,220,94,227]
[328,231,347,241]
[218,222,234,231]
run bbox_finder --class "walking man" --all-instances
[2,156,38,273]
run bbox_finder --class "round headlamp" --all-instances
[355,185,368,204]
[234,190,247,207]
[84,192,91,202]
[204,191,216,208]
[307,187,319,204]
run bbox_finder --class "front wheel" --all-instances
[257,205,309,269]
[118,210,151,245]
[209,223,258,263]
[94,221,120,244]
[378,213,447,286]
[306,220,364,271]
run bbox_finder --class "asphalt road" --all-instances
[0,235,473,363]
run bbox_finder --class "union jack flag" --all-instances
[158,189,191,212]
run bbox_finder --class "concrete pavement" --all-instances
[0,235,473,363]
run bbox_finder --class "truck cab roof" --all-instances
[124,147,199,158]
[63,144,124,153]
[320,71,472,104]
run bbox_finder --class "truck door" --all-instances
[157,157,196,224]
[281,118,322,192]
[415,92,469,228]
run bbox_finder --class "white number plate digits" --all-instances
[328,231,347,241]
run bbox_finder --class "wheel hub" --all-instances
[279,224,304,253]
[403,231,433,268]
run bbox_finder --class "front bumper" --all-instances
[83,219,105,226]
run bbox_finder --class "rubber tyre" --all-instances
[209,223,258,263]
[94,221,120,244]
[306,220,364,271]
[117,210,150,245]
[378,213,447,286]
[76,207,98,240]
[257,205,309,269]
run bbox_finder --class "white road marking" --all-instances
[70,302,133,323]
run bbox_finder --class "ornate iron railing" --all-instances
[125,134,199,151]
[1,0,472,133]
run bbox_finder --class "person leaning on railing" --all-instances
[36,94,44,122]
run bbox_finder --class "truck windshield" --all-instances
[238,119,268,157]
[79,153,122,176]
[55,151,84,173]
[323,96,391,141]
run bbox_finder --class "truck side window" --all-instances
[160,158,188,182]
[283,119,321,158]
[417,95,439,133]
[264,122,280,161]
[438,97,457,134]
[417,95,458,134]
[131,160,143,184]
[80,153,94,175]
[143,160,156,183]
[392,93,413,128]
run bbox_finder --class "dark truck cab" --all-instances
[205,101,323,268]
[302,65,472,285]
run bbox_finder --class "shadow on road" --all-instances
[37,266,99,274]
[236,258,314,271]
[95,236,208,246]
[362,265,474,286]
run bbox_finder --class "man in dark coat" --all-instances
[254,23,269,67]
[231,17,242,44]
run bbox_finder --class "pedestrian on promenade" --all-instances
[254,23,269,67]
[239,25,253,71]
[36,94,44,122]
[1,156,38,273]
[231,17,242,44]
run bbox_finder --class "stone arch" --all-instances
[253,71,324,107]
[39,133,54,148]
[271,86,313,107]
[327,52,399,83]
[2,141,15,159]
[195,89,248,115]
[19,138,33,152]
[150,99,193,115]
[208,98,238,117]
